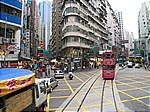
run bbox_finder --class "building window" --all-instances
[0,3,21,18]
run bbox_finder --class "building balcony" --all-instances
[0,0,22,10]
[61,42,92,50]
[0,12,21,26]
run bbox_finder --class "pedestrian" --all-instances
[122,63,124,69]
[144,63,147,70]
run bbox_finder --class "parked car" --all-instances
[42,77,58,93]
[135,63,140,68]
[54,70,64,79]
[127,61,133,68]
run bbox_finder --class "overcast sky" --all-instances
[108,0,149,39]
[37,0,149,39]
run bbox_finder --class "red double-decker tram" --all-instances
[102,50,116,80]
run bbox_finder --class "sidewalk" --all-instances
[58,70,132,112]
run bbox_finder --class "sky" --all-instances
[108,0,149,39]
[37,0,149,39]
[36,0,52,4]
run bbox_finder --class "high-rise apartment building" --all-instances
[39,0,52,50]
[116,11,124,41]
[35,4,41,41]
[138,2,149,39]
[51,0,62,57]
[138,2,150,60]
[106,1,121,57]
[59,0,108,58]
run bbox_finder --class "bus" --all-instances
[102,50,116,80]
[135,56,142,66]
[128,56,135,65]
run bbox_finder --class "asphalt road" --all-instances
[116,66,150,111]
[50,68,100,112]
[49,66,150,112]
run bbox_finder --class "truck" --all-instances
[0,68,47,112]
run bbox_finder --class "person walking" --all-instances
[144,63,147,70]
[122,63,124,69]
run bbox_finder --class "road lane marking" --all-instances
[120,76,150,85]
[121,96,150,106]
[49,105,86,111]
[50,107,63,111]
[46,93,50,112]
[116,80,150,93]
[64,77,74,94]
[121,86,150,92]
[51,96,70,99]
[73,73,84,83]
[53,88,77,91]
[64,77,86,112]
[80,72,91,78]
[117,89,150,106]
[116,80,150,86]
[93,88,125,112]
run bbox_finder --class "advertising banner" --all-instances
[0,73,35,97]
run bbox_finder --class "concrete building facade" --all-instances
[51,0,62,57]
[0,0,23,67]
[106,1,121,58]
[138,2,150,62]
[60,0,108,58]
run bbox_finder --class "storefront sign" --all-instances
[10,61,18,67]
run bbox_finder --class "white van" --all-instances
[34,79,47,111]
[127,61,133,68]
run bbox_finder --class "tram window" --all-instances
[103,65,115,70]
[104,54,114,58]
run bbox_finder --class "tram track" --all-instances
[60,67,121,112]
[62,73,101,112]
[101,80,118,112]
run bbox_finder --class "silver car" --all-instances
[43,77,58,93]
